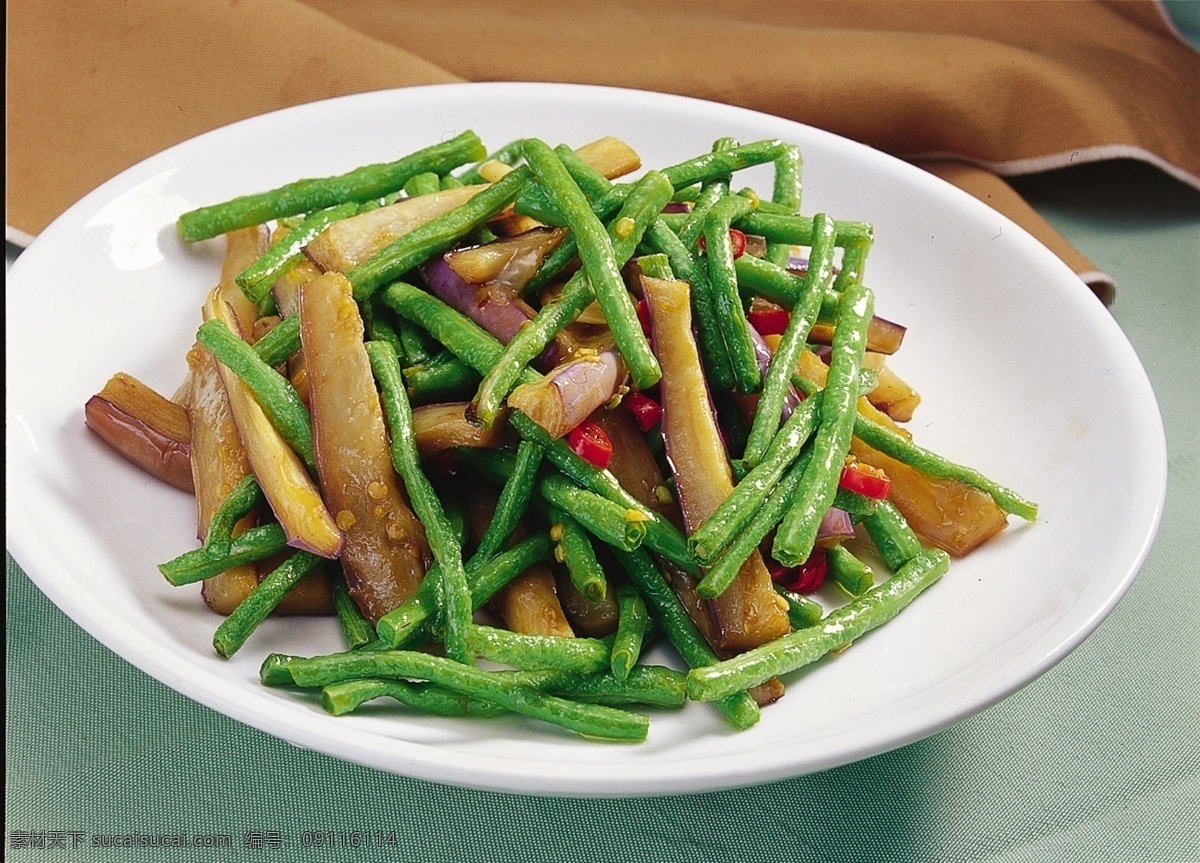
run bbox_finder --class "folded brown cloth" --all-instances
[7,0,1199,302]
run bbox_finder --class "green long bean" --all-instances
[704,193,761,393]
[403,350,480,403]
[773,281,874,566]
[610,583,650,681]
[766,143,802,268]
[202,474,263,557]
[660,138,796,191]
[455,138,525,185]
[331,575,377,650]
[160,524,288,586]
[458,448,647,553]
[467,169,673,428]
[322,678,506,718]
[643,220,736,391]
[235,201,358,303]
[773,584,824,630]
[852,418,1038,521]
[375,533,554,649]
[403,171,442,198]
[346,165,531,303]
[612,547,760,730]
[863,500,923,572]
[686,548,951,702]
[196,318,315,471]
[178,130,486,242]
[213,551,325,658]
[669,139,742,388]
[826,544,875,597]
[689,393,823,570]
[465,624,611,674]
[741,212,836,469]
[252,312,301,367]
[366,340,473,664]
[284,650,651,741]
[471,439,543,567]
[548,505,608,602]
[700,450,814,598]
[522,138,659,389]
[507,666,686,708]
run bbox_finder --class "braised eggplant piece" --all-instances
[643,274,790,652]
[298,272,430,622]
[85,373,193,492]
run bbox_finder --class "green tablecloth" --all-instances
[7,12,1200,856]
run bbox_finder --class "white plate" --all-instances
[5,82,1167,796]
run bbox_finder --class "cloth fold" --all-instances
[7,0,1198,301]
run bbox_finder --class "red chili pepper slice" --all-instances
[635,298,652,336]
[838,461,892,500]
[770,548,828,593]
[747,307,791,336]
[697,228,748,259]
[567,420,614,470]
[623,392,663,432]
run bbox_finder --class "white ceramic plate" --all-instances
[5,83,1166,796]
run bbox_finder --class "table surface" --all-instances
[7,14,1200,860]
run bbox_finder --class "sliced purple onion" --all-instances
[815,507,855,548]
[422,254,538,346]
[746,322,803,420]
[506,351,627,440]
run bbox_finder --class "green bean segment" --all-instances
[347,165,531,303]
[704,193,762,393]
[196,318,315,471]
[178,130,486,242]
[367,340,473,664]
[159,524,288,586]
[464,624,611,674]
[773,281,874,566]
[236,201,358,303]
[611,583,650,681]
[687,548,951,702]
[213,551,325,658]
[284,650,650,741]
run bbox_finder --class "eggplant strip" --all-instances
[642,270,790,652]
[298,273,429,622]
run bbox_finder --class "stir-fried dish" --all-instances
[85,131,1037,741]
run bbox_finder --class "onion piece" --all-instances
[816,507,856,548]
[445,226,565,292]
[422,253,541,344]
[507,350,627,440]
